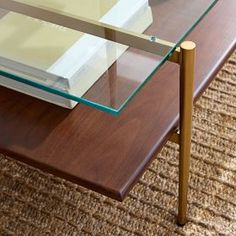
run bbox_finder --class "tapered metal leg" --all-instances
[177,41,196,226]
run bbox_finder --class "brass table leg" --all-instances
[177,41,196,225]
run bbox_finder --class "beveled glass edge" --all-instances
[0,56,68,89]
[0,69,119,115]
[112,0,219,115]
[0,0,218,115]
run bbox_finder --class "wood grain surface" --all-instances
[0,0,235,200]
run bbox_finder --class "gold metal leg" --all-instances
[177,41,196,226]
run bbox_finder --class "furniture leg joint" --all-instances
[169,130,180,144]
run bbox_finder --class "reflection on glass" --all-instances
[0,0,153,109]
[0,0,217,114]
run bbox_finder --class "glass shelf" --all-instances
[0,0,217,114]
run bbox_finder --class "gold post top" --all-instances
[180,41,196,50]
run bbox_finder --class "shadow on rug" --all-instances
[0,52,235,235]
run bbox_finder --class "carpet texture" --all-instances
[0,52,236,236]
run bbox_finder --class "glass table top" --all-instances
[0,0,218,114]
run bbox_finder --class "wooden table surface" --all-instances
[0,0,235,200]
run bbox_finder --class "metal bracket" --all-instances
[0,0,179,60]
[169,130,180,144]
[0,0,195,226]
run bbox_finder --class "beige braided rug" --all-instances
[0,52,236,236]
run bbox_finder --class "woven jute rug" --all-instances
[0,52,236,236]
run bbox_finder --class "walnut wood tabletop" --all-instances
[0,1,235,200]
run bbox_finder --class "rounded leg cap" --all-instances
[177,217,187,227]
